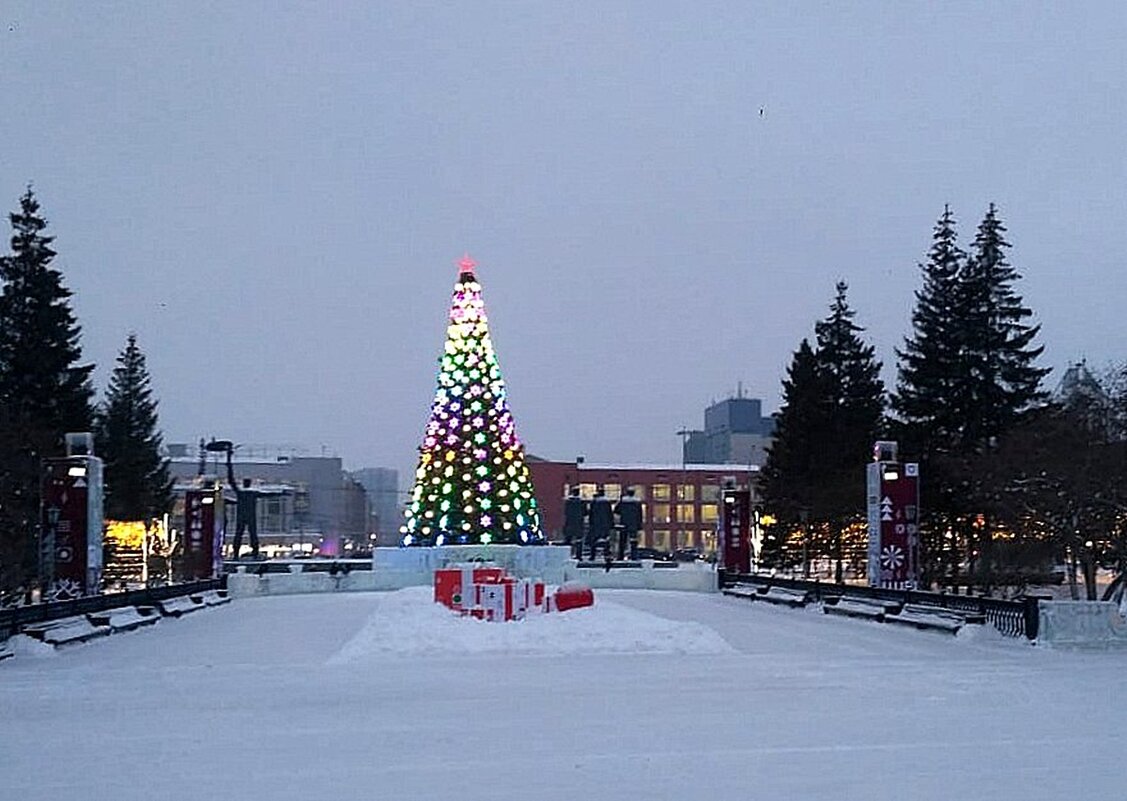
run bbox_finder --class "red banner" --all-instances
[40,456,103,599]
[183,489,222,579]
[876,466,920,588]
[720,489,751,574]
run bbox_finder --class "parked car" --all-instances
[633,547,672,561]
[672,548,704,563]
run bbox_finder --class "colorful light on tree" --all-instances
[401,255,543,546]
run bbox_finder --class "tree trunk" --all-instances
[1082,555,1098,601]
[1068,547,1080,601]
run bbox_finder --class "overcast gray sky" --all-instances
[2,2,1125,481]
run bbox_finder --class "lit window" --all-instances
[677,484,695,502]
[604,483,621,501]
[652,504,671,524]
[700,504,719,524]
[626,485,645,500]
[652,484,671,501]
[676,504,695,523]
[701,531,718,554]
[578,483,597,500]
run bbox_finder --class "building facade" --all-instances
[683,396,775,467]
[167,446,369,557]
[351,467,401,547]
[527,457,758,554]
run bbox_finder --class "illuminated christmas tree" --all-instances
[402,255,543,546]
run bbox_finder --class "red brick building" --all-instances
[527,457,758,554]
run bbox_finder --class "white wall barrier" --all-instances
[226,546,718,598]
[1038,600,1127,649]
[562,561,717,592]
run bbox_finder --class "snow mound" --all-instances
[955,622,1005,643]
[328,587,733,663]
[6,634,57,659]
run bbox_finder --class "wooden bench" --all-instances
[722,583,768,600]
[757,587,811,608]
[21,615,111,646]
[87,606,161,633]
[156,595,205,618]
[191,590,231,607]
[885,604,985,634]
[823,597,899,621]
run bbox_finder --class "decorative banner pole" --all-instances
[401,255,543,546]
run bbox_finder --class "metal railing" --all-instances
[721,572,1039,640]
[0,577,227,640]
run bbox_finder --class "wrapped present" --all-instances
[434,564,505,611]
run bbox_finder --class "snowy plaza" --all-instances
[4,588,1126,800]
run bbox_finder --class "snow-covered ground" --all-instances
[3,588,1126,800]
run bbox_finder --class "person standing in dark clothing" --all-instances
[563,487,586,560]
[587,487,613,562]
[614,487,643,560]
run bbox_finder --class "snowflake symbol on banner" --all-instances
[880,544,905,571]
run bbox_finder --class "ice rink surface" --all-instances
[3,588,1126,800]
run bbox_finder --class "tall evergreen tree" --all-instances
[814,282,886,577]
[893,205,966,456]
[759,339,826,567]
[759,285,884,574]
[0,187,94,592]
[95,333,172,522]
[894,204,1049,587]
[815,281,886,474]
[957,203,1050,447]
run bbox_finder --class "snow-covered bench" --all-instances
[191,589,231,607]
[885,604,985,634]
[823,597,899,621]
[87,606,161,633]
[757,587,811,608]
[157,595,205,618]
[722,582,768,600]
[21,615,111,646]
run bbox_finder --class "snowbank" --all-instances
[329,586,733,662]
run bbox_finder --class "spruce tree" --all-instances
[0,188,93,593]
[95,333,173,522]
[893,205,966,456]
[958,203,1050,448]
[758,339,826,567]
[815,281,885,472]
[814,281,885,577]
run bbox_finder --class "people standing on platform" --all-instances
[614,487,643,560]
[586,487,613,562]
[563,487,587,560]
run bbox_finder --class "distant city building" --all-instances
[527,456,758,554]
[682,395,776,467]
[352,467,401,547]
[167,443,369,557]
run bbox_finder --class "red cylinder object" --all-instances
[554,582,594,612]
